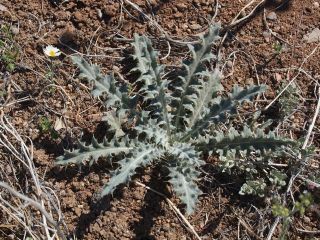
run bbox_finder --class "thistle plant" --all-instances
[56,23,292,214]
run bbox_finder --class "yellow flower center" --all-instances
[49,50,56,57]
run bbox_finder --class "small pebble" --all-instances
[314,1,320,8]
[245,78,254,85]
[97,8,103,19]
[275,73,282,81]
[190,23,202,30]
[263,31,271,42]
[226,60,233,68]
[304,216,311,223]
[11,26,19,35]
[304,28,320,43]
[176,3,187,11]
[0,4,8,12]
[266,11,277,21]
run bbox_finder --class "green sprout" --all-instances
[272,191,314,239]
[273,42,283,54]
[0,24,19,72]
[39,117,59,140]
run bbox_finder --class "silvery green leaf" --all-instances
[101,144,163,197]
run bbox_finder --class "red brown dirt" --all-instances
[1,0,320,239]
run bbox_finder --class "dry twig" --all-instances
[0,111,68,239]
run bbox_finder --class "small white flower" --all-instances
[44,45,61,57]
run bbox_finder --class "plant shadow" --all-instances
[74,194,112,239]
[131,167,169,240]
[199,164,267,237]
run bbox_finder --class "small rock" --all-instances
[263,31,271,42]
[176,3,187,11]
[275,73,282,82]
[60,190,66,196]
[96,8,103,19]
[274,25,280,31]
[0,4,8,12]
[190,23,202,30]
[239,10,246,18]
[266,12,277,21]
[303,28,320,43]
[58,24,75,44]
[5,164,12,174]
[314,2,320,8]
[133,191,143,200]
[245,78,254,85]
[10,26,19,35]
[8,235,14,240]
[226,60,233,68]
[304,216,311,223]
[73,11,84,22]
[174,12,183,18]
[181,23,188,30]
[74,207,82,217]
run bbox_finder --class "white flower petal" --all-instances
[44,45,61,57]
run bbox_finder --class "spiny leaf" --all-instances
[182,85,266,140]
[135,123,169,147]
[71,55,100,82]
[131,34,161,96]
[131,34,171,134]
[169,165,202,215]
[170,143,205,167]
[187,69,223,128]
[171,23,221,131]
[71,55,125,109]
[169,143,204,214]
[55,137,131,166]
[198,126,294,154]
[101,144,163,197]
[102,110,126,138]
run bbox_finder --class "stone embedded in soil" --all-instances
[304,216,311,223]
[263,31,272,42]
[303,28,320,43]
[190,23,202,30]
[275,73,282,82]
[245,78,254,85]
[0,4,8,12]
[266,11,277,21]
[176,3,187,11]
[226,60,233,68]
[74,207,82,217]
[10,26,19,35]
[73,11,85,22]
